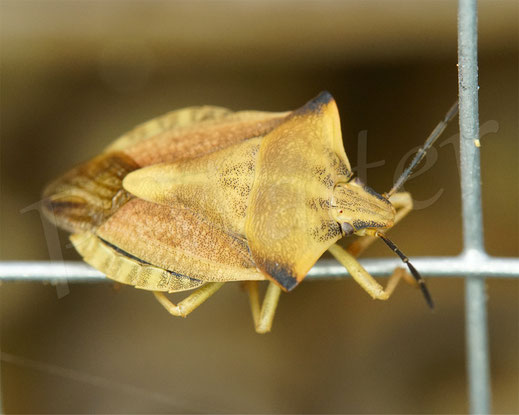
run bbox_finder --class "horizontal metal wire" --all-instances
[1,254,518,283]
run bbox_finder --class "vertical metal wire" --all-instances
[457,0,492,413]
[0,328,2,415]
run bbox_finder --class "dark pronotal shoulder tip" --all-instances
[263,261,299,292]
[294,91,335,115]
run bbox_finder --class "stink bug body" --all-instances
[43,92,457,333]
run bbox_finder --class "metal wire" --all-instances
[1,1,514,414]
[1,256,518,282]
[457,0,492,413]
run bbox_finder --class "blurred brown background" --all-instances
[1,0,517,413]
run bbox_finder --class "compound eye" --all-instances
[340,222,355,237]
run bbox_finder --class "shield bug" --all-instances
[43,92,457,333]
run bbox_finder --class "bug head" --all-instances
[331,177,396,237]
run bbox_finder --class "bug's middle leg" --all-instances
[245,281,282,334]
[153,282,224,317]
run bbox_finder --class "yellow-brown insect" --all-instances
[43,92,456,333]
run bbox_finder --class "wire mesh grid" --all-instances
[1,1,517,413]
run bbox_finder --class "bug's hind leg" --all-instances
[153,282,225,318]
[245,281,282,334]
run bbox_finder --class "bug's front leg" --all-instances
[153,282,225,317]
[328,244,412,300]
[244,281,282,334]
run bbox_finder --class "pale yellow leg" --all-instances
[389,192,414,224]
[329,192,417,300]
[246,281,261,325]
[245,281,282,334]
[384,267,418,297]
[328,244,387,299]
[153,282,224,318]
[328,244,416,300]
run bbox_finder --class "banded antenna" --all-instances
[386,101,459,198]
[377,232,434,309]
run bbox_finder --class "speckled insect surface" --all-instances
[43,92,456,333]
